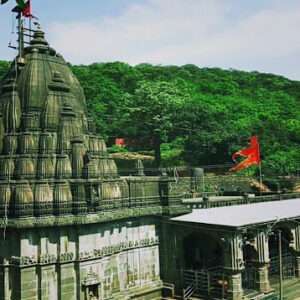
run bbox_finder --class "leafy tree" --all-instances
[125,80,189,166]
[0,58,299,175]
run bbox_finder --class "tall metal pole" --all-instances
[278,230,283,300]
[17,12,23,59]
[202,171,205,197]
[259,162,263,195]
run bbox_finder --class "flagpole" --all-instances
[259,162,263,195]
[17,11,23,60]
[29,15,32,43]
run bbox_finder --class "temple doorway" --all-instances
[183,232,223,270]
[182,232,227,299]
[242,236,259,291]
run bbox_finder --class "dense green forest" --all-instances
[0,60,300,175]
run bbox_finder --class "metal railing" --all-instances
[269,253,296,279]
[182,268,228,300]
[183,283,195,299]
[183,192,300,210]
[162,282,176,299]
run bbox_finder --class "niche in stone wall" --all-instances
[82,269,101,300]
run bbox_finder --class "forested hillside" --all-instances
[0,60,299,175]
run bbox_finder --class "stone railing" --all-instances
[182,192,300,209]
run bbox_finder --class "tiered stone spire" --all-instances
[0,29,120,218]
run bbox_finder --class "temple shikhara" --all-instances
[0,19,190,299]
[1,3,300,300]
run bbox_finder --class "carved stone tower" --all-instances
[0,28,187,300]
[0,29,123,219]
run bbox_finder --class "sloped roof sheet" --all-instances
[172,199,300,228]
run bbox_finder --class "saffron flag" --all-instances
[21,0,31,17]
[230,136,261,172]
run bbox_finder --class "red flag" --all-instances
[12,0,32,17]
[230,136,261,172]
[22,0,31,17]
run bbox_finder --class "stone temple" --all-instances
[2,21,300,300]
[0,28,188,300]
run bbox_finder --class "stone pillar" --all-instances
[253,230,271,293]
[227,272,243,300]
[41,265,58,300]
[60,263,76,300]
[223,233,244,300]
[256,264,271,294]
[0,264,10,300]
[254,231,270,265]
[20,267,38,300]
[224,233,244,271]
[159,175,169,207]
[290,224,300,277]
[295,256,300,277]
[291,224,300,251]
[0,266,4,300]
[4,265,13,300]
[135,159,145,176]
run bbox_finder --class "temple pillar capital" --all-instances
[246,228,272,293]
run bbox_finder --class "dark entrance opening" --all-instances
[242,240,259,291]
[183,233,223,270]
[87,284,99,300]
[182,233,227,299]
[82,271,101,300]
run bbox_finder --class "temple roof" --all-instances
[172,199,300,228]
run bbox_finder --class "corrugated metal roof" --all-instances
[172,199,300,228]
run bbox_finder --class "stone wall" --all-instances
[0,218,161,300]
[169,175,262,199]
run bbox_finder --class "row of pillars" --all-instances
[224,223,300,300]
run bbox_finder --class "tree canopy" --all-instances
[1,60,299,174]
